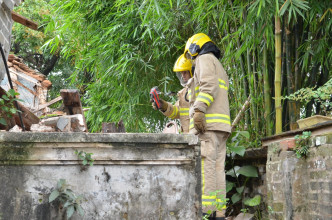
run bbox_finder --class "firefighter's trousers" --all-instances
[198,131,228,217]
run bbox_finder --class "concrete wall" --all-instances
[266,132,332,220]
[0,132,201,220]
[0,0,21,81]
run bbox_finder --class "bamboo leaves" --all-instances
[279,0,310,23]
[38,0,331,134]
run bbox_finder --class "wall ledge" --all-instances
[262,121,332,147]
[0,132,199,145]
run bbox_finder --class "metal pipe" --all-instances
[0,44,25,131]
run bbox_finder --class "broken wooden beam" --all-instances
[11,11,38,30]
[14,102,40,131]
[231,95,251,132]
[32,96,63,113]
[60,89,88,132]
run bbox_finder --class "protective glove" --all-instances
[193,110,207,134]
[150,99,168,112]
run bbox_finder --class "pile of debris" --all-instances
[27,89,88,132]
[0,55,88,133]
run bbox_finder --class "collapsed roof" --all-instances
[0,54,52,111]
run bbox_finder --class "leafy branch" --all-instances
[75,150,94,166]
[49,179,84,219]
[294,131,311,158]
[0,89,21,126]
[284,78,332,116]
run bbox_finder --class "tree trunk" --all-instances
[42,53,59,76]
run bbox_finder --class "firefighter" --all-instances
[184,33,231,220]
[151,54,192,133]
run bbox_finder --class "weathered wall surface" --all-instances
[0,0,21,81]
[1,0,12,81]
[266,132,332,220]
[0,132,201,220]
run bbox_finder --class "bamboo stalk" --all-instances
[236,39,250,127]
[275,16,282,134]
[263,45,272,136]
[252,49,258,125]
[294,19,301,91]
[243,11,258,136]
[286,22,297,130]
[252,24,259,131]
[232,60,240,114]
[281,17,289,131]
[229,0,250,128]
[247,48,257,133]
[254,48,263,132]
[294,20,301,121]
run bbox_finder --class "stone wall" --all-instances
[0,132,201,220]
[0,0,21,81]
[266,132,332,220]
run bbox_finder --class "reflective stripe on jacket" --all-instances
[202,195,227,209]
[187,53,231,133]
[162,88,190,133]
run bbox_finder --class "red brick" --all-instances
[279,139,296,151]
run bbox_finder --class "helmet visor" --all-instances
[176,71,191,87]
[185,51,192,60]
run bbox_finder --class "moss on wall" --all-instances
[0,143,33,164]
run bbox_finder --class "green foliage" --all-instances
[202,190,228,220]
[226,164,259,204]
[237,166,259,178]
[226,166,259,179]
[285,79,332,116]
[12,0,55,75]
[226,131,262,217]
[244,195,261,207]
[227,131,249,156]
[12,0,78,103]
[268,206,275,215]
[75,150,94,166]
[39,114,58,119]
[226,181,235,193]
[0,89,21,126]
[42,0,187,132]
[294,131,311,158]
[49,179,84,219]
[240,208,249,214]
[37,0,331,136]
[279,0,310,22]
[231,192,242,204]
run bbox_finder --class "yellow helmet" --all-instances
[173,54,193,86]
[173,54,193,77]
[184,33,212,59]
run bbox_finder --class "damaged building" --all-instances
[1,54,52,112]
[0,53,88,132]
[0,54,87,132]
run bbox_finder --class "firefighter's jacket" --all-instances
[162,88,190,133]
[187,53,231,134]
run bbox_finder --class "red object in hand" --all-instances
[150,86,162,110]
